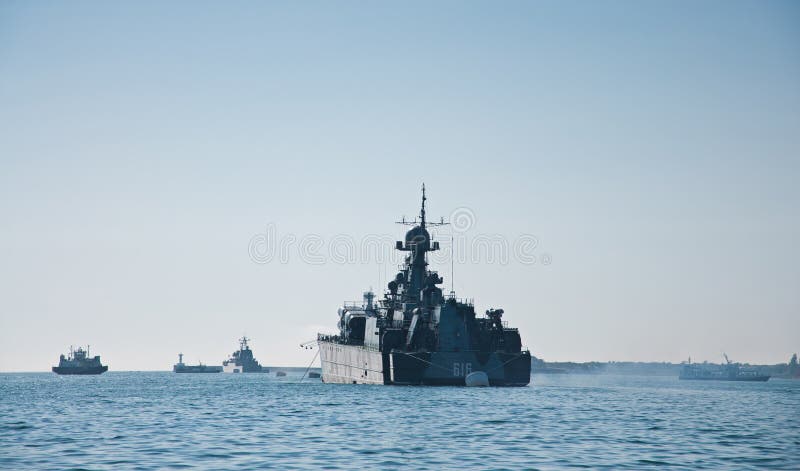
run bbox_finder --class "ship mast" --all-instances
[420,183,426,228]
[393,184,448,305]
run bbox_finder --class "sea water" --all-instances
[1,372,798,470]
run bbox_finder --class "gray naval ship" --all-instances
[222,336,268,373]
[52,346,108,375]
[679,354,770,382]
[318,186,531,386]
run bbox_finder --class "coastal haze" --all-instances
[1,2,798,372]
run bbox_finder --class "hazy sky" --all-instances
[1,1,798,371]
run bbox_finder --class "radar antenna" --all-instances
[395,183,449,227]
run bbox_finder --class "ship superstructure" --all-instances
[52,346,108,375]
[222,336,268,373]
[317,186,531,386]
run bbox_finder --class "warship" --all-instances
[679,354,770,382]
[52,346,108,375]
[173,353,222,373]
[222,336,268,373]
[317,186,531,386]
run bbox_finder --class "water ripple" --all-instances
[0,372,798,470]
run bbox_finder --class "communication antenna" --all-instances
[450,233,455,296]
[395,183,449,228]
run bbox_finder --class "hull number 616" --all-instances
[453,362,472,377]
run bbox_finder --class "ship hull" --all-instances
[318,342,385,384]
[222,364,268,373]
[319,341,531,386]
[174,366,223,373]
[52,366,108,375]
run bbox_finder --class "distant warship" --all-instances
[173,353,222,373]
[679,354,769,382]
[317,186,531,386]
[222,337,268,373]
[52,346,108,375]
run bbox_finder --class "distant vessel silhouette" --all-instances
[173,353,222,373]
[222,337,268,373]
[679,354,769,382]
[52,346,108,375]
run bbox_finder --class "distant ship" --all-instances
[317,186,531,386]
[173,353,222,373]
[52,346,108,375]
[222,337,268,373]
[679,354,770,382]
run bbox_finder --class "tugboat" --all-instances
[173,353,223,373]
[679,354,770,382]
[222,337,268,373]
[317,185,531,386]
[52,346,108,375]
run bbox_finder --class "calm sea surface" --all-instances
[1,372,798,470]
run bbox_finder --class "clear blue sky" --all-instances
[1,1,798,371]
